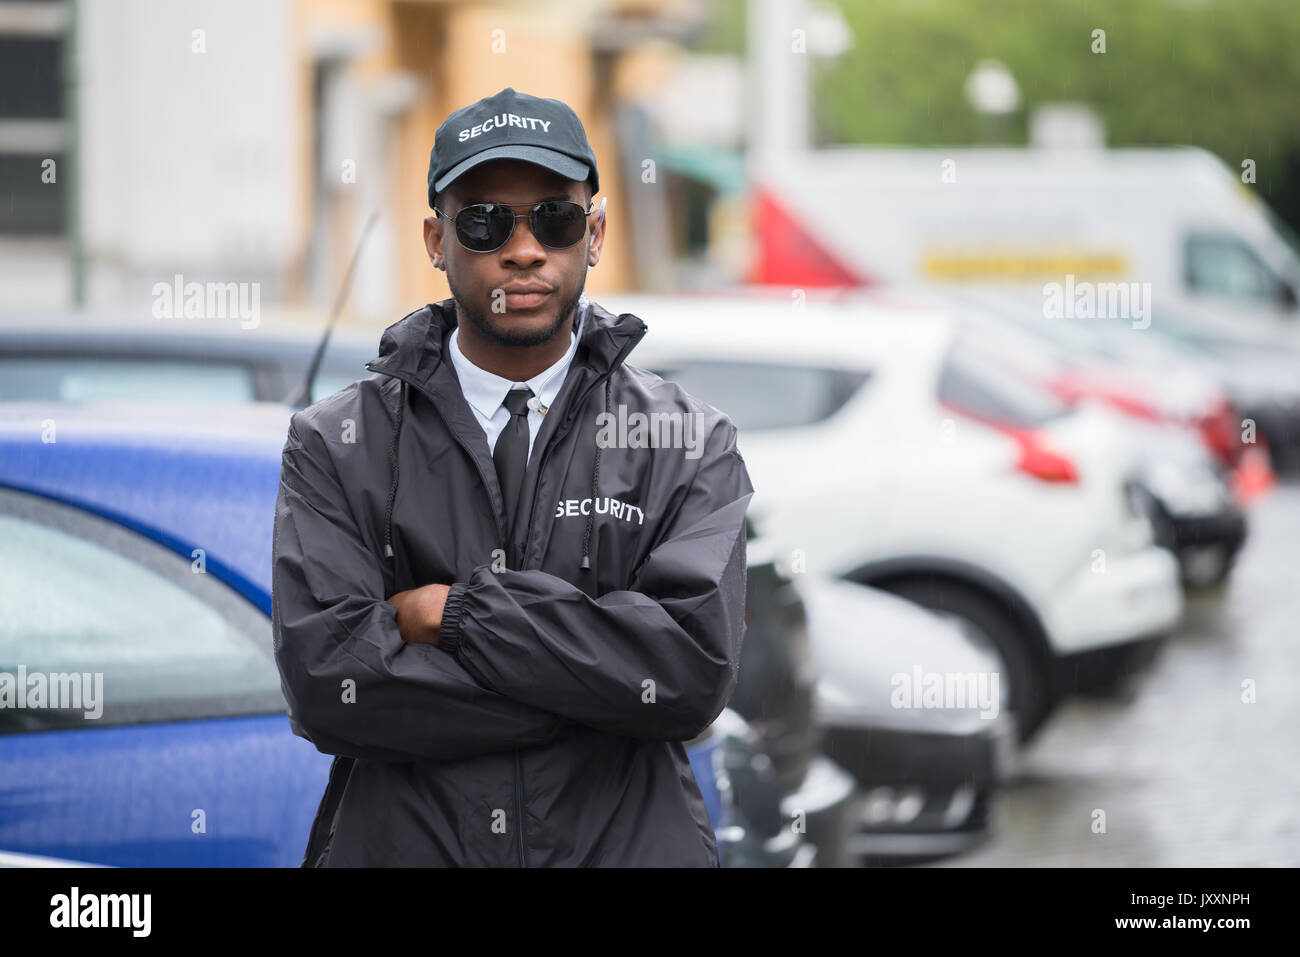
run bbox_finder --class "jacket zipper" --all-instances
[371,365,530,866]
[504,343,638,867]
[514,337,641,570]
[514,750,527,867]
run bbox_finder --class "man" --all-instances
[271,87,754,866]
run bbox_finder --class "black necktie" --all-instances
[494,386,534,535]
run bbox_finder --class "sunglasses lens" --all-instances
[532,201,587,248]
[455,204,513,251]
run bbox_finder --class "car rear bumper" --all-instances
[1162,507,1248,587]
[814,716,1013,864]
[819,714,1013,791]
[847,790,992,863]
[1046,544,1183,654]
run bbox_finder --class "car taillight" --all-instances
[1008,428,1080,483]
[940,398,1080,484]
[1197,397,1241,469]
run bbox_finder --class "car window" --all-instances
[1184,234,1283,302]
[0,488,284,733]
[644,360,870,431]
[938,332,1072,429]
[0,358,256,402]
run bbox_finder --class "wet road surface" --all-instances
[938,481,1300,866]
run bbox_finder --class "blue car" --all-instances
[0,401,754,867]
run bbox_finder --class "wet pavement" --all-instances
[938,481,1300,867]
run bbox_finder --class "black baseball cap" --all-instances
[427,87,599,208]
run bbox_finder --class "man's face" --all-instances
[424,159,604,348]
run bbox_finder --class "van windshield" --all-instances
[1263,205,1300,277]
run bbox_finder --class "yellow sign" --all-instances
[922,250,1129,280]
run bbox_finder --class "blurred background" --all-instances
[1,0,1298,868]
[5,0,1300,314]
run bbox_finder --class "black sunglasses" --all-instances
[432,199,598,253]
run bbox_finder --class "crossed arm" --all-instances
[271,412,753,763]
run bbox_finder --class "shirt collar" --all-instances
[448,305,584,419]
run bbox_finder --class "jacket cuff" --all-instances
[439,581,471,659]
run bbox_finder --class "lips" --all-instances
[498,282,554,310]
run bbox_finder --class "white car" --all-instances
[605,293,1183,741]
[924,288,1258,587]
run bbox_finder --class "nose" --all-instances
[500,210,546,269]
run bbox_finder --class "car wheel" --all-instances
[873,577,1056,744]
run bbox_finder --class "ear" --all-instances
[587,197,607,267]
[424,214,446,270]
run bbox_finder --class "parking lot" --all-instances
[940,480,1300,867]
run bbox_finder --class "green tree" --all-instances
[815,0,1300,229]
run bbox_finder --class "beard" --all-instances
[449,268,587,348]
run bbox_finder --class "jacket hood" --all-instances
[365,295,648,388]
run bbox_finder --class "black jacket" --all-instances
[271,296,754,866]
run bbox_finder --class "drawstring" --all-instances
[580,376,610,572]
[383,380,406,565]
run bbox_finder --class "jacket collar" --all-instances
[365,295,647,390]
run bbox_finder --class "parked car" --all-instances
[926,286,1279,480]
[2,303,1294,481]
[1078,316,1300,477]
[798,575,1015,863]
[693,708,819,868]
[0,849,101,867]
[0,400,848,866]
[914,288,1257,589]
[728,521,858,865]
[0,306,1039,864]
[726,521,1013,866]
[0,316,374,406]
[0,404,328,867]
[601,293,1184,742]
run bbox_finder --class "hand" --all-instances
[388,584,452,647]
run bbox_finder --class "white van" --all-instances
[755,146,1300,348]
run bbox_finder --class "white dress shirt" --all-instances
[447,305,584,464]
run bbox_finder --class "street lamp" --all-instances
[965,58,1021,143]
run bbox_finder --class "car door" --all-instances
[0,486,331,867]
